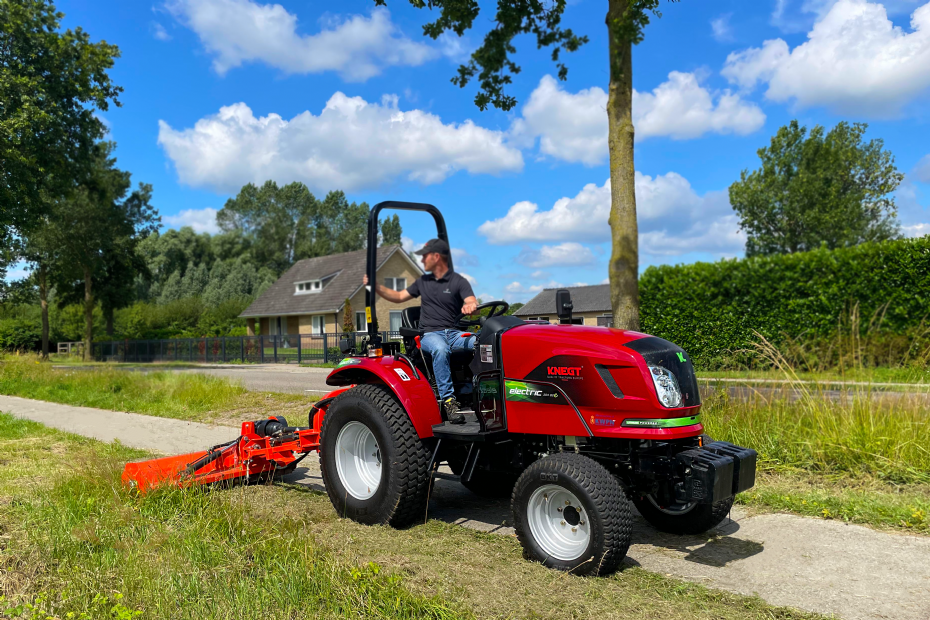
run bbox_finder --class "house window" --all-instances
[355,311,366,332]
[389,311,402,332]
[526,316,550,323]
[596,314,614,328]
[295,280,322,294]
[383,277,407,291]
[312,315,325,335]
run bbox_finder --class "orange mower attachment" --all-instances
[122,416,321,493]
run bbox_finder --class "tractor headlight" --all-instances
[648,365,682,408]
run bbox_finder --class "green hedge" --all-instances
[640,236,930,368]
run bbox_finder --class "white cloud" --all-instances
[530,270,551,280]
[711,13,734,42]
[162,207,220,234]
[516,243,595,268]
[158,94,523,194]
[903,222,930,237]
[509,73,764,165]
[505,280,564,294]
[724,0,930,115]
[459,272,477,287]
[152,22,171,41]
[450,247,479,267]
[914,154,930,183]
[167,1,435,80]
[479,173,745,259]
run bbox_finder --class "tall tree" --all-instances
[52,142,158,359]
[380,214,402,246]
[730,121,903,256]
[17,218,60,358]
[218,181,319,273]
[1,0,122,262]
[379,0,678,329]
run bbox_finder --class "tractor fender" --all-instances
[325,357,442,438]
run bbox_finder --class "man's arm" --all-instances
[363,274,413,303]
[461,296,478,315]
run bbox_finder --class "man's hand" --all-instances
[461,296,478,315]
[362,274,368,286]
[365,273,413,303]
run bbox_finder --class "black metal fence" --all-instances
[91,332,402,364]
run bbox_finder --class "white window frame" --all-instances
[355,311,367,332]
[389,310,402,332]
[295,279,322,295]
[526,316,551,323]
[311,315,325,335]
[383,277,407,291]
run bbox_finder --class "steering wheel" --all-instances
[455,300,510,329]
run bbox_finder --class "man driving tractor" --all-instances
[363,238,477,424]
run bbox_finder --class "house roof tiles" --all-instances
[514,283,611,316]
[239,245,418,317]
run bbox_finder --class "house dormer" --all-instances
[295,279,322,294]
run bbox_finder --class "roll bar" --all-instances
[366,201,452,344]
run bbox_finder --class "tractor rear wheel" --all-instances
[511,453,632,576]
[320,384,431,527]
[631,494,733,535]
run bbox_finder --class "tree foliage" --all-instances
[50,142,158,358]
[0,0,121,245]
[217,183,392,274]
[730,121,904,257]
[380,214,402,245]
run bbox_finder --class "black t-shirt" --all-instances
[406,270,475,332]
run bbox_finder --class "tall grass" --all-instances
[703,334,930,484]
[0,354,246,421]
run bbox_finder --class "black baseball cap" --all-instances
[414,238,450,256]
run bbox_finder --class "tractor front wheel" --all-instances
[632,494,734,535]
[511,453,633,576]
[320,384,431,527]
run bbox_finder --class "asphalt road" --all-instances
[4,393,929,620]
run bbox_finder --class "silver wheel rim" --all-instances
[647,494,696,515]
[334,421,382,500]
[526,484,591,561]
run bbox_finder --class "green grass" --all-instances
[0,414,824,620]
[702,388,930,485]
[0,354,318,426]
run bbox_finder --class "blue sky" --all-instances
[20,0,930,302]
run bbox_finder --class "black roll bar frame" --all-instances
[366,201,452,346]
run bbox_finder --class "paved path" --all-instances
[3,395,929,620]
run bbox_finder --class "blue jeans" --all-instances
[421,329,476,400]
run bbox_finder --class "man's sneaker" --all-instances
[443,397,465,424]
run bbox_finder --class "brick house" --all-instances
[514,284,614,326]
[239,245,423,336]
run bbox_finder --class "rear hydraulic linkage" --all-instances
[122,415,321,493]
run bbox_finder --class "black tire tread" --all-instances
[512,453,633,576]
[321,384,432,528]
[632,494,734,535]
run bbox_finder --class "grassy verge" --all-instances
[698,367,930,385]
[0,354,317,426]
[0,414,824,620]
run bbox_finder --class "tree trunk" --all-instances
[39,264,50,361]
[606,0,640,331]
[83,266,94,362]
[105,306,114,337]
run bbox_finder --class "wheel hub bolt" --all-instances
[560,520,566,526]
[557,507,562,512]
[571,527,577,533]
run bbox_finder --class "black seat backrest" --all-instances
[402,306,421,329]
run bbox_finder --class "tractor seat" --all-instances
[400,306,475,367]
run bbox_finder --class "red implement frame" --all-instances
[122,419,321,493]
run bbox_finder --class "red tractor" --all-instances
[124,202,756,576]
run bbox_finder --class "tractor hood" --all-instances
[496,323,703,438]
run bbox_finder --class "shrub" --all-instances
[0,318,41,351]
[640,236,930,369]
